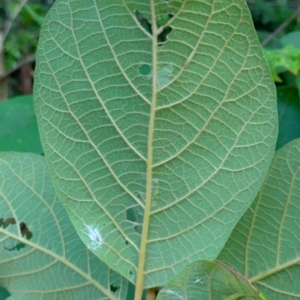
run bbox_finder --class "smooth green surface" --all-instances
[34,0,277,288]
[0,95,42,153]
[0,153,127,300]
[276,87,300,149]
[280,31,300,49]
[157,260,262,300]
[218,138,300,299]
[0,288,9,300]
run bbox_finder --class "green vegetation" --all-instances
[0,1,300,299]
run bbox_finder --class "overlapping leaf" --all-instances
[0,153,127,300]
[157,260,264,300]
[0,96,42,154]
[0,287,9,300]
[276,87,300,149]
[218,138,300,299]
[34,0,277,288]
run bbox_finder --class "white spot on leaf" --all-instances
[157,65,173,89]
[161,289,184,300]
[82,225,103,250]
[194,278,203,284]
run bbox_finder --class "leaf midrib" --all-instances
[134,1,158,298]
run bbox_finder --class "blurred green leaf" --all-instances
[264,46,300,82]
[0,287,9,300]
[280,31,300,49]
[276,86,300,149]
[218,138,300,299]
[3,0,42,69]
[0,152,128,300]
[0,95,42,153]
[22,4,46,26]
[156,260,263,300]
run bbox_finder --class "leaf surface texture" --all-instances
[0,153,127,300]
[34,0,277,287]
[157,260,263,300]
[219,138,300,299]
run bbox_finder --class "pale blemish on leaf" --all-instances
[82,225,103,250]
[157,65,173,89]
[161,289,184,300]
[151,178,159,196]
[194,278,203,284]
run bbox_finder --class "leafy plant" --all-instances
[2,0,50,69]
[264,45,300,83]
[1,0,299,299]
[262,30,300,149]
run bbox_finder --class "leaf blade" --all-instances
[157,260,263,300]
[0,153,127,300]
[0,95,42,153]
[34,0,278,288]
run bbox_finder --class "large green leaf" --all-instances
[157,260,263,300]
[0,153,127,300]
[33,0,277,290]
[218,138,300,299]
[0,95,42,154]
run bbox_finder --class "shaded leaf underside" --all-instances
[218,138,300,299]
[0,153,127,300]
[34,0,277,287]
[157,260,262,300]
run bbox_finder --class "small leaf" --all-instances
[276,87,300,149]
[0,153,128,300]
[263,46,300,81]
[0,287,10,300]
[157,260,263,300]
[280,31,300,49]
[218,138,300,299]
[0,95,42,154]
